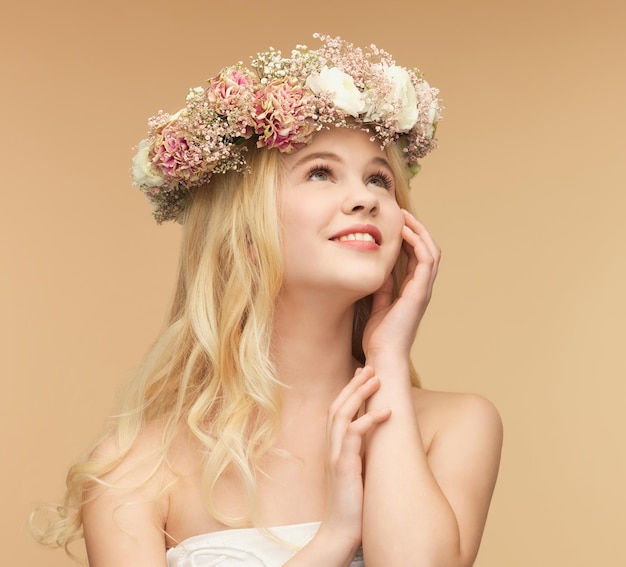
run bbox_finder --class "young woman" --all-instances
[35,34,502,567]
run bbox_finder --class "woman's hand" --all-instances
[308,366,391,562]
[362,210,440,361]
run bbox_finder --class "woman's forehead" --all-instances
[284,127,387,166]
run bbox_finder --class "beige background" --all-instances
[2,0,625,565]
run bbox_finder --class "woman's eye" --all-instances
[368,171,394,191]
[307,166,332,182]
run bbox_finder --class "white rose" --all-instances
[306,66,365,117]
[131,139,164,187]
[382,64,419,131]
[362,64,418,131]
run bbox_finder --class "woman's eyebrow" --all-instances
[290,152,344,169]
[369,156,393,171]
[288,152,393,173]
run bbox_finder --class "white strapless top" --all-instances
[166,521,364,567]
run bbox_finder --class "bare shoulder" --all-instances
[412,388,502,550]
[413,388,502,429]
[413,388,502,448]
[88,420,196,486]
[82,422,197,567]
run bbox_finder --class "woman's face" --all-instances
[279,127,405,300]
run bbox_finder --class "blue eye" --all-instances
[307,165,333,182]
[368,170,395,191]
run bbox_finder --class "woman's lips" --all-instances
[329,224,382,250]
[330,224,382,244]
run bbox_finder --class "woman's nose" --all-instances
[341,182,379,216]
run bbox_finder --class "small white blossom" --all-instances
[416,80,440,138]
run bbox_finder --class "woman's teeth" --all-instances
[335,233,376,243]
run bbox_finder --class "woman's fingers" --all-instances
[327,369,391,462]
[401,226,438,294]
[400,210,440,298]
[402,209,441,261]
[327,366,372,418]
[401,210,441,276]
[321,368,391,540]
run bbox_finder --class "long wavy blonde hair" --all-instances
[32,136,421,555]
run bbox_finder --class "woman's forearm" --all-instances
[362,357,462,567]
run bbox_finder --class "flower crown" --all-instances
[132,34,441,223]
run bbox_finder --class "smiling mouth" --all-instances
[332,232,377,243]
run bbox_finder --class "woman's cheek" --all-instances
[385,206,405,269]
[392,205,406,248]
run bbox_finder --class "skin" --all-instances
[83,128,503,567]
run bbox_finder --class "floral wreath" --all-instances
[132,34,441,223]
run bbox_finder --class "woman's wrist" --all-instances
[362,357,414,414]
[363,352,411,378]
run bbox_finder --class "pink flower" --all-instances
[252,78,316,152]
[151,125,197,181]
[206,67,258,115]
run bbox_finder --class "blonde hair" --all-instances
[32,136,420,554]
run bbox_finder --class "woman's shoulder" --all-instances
[83,420,201,520]
[412,387,501,422]
[89,420,200,485]
[82,421,203,564]
[82,421,197,566]
[412,387,503,455]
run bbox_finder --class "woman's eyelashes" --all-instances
[367,170,395,192]
[305,164,395,192]
[306,164,333,182]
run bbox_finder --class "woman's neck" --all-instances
[271,291,359,407]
